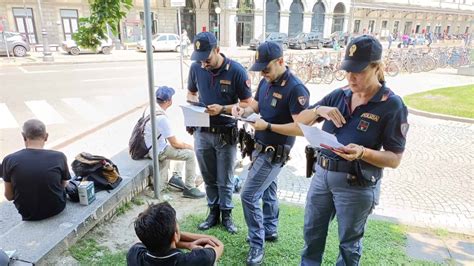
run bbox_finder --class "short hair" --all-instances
[22,119,47,140]
[134,202,177,253]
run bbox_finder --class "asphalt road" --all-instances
[0,60,189,159]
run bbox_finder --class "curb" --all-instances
[408,107,474,124]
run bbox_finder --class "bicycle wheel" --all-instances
[385,61,400,77]
[334,70,346,81]
[323,69,334,84]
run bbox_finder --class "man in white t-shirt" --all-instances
[144,86,205,199]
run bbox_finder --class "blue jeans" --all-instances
[241,151,282,249]
[194,130,236,210]
[301,165,376,266]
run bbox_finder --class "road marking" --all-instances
[0,103,19,129]
[17,66,60,74]
[18,66,28,73]
[25,100,66,125]
[62,97,105,122]
[72,66,142,72]
[82,76,142,82]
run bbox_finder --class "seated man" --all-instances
[145,86,205,199]
[127,202,224,266]
[2,119,70,221]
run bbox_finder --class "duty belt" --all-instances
[315,152,353,173]
[254,143,276,153]
[254,142,291,165]
[198,126,235,134]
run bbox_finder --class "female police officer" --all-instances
[252,35,409,265]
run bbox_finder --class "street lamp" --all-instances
[36,0,53,62]
[215,6,221,44]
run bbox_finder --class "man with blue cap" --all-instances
[232,41,310,265]
[144,86,205,199]
[187,32,253,234]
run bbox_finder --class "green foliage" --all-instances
[180,201,435,265]
[131,196,145,206]
[116,201,132,216]
[74,0,133,49]
[404,84,474,118]
[69,238,126,265]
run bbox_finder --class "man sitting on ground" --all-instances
[127,202,224,266]
[145,86,205,199]
[2,119,70,221]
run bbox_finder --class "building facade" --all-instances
[0,0,472,47]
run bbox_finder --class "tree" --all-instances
[73,0,133,49]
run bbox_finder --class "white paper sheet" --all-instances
[180,105,209,127]
[298,123,344,148]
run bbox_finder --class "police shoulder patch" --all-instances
[298,96,307,106]
[400,123,409,138]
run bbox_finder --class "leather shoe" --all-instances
[198,206,220,230]
[245,232,278,243]
[246,247,264,266]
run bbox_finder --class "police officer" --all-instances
[187,32,252,234]
[260,35,409,265]
[233,41,310,265]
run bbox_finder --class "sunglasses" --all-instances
[261,59,278,74]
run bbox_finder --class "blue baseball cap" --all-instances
[191,32,217,61]
[341,35,382,73]
[249,41,283,72]
[155,86,175,101]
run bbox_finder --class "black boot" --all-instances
[198,205,220,230]
[221,209,238,234]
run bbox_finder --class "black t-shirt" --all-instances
[2,148,71,221]
[127,243,216,266]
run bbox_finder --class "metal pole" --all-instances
[178,8,184,90]
[144,0,161,199]
[2,29,10,59]
[262,0,266,38]
[36,0,53,62]
[217,13,220,44]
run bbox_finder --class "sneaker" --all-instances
[183,187,206,199]
[168,175,185,191]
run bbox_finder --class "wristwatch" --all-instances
[266,122,272,132]
[220,105,227,114]
[312,105,321,116]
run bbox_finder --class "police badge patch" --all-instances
[400,123,409,138]
[357,120,370,132]
[298,96,307,106]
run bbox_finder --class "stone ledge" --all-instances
[0,149,152,265]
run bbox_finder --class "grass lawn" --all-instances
[69,201,436,265]
[404,84,474,118]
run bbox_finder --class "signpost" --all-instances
[171,0,186,90]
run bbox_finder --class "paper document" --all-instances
[244,113,260,123]
[180,105,209,127]
[220,113,261,123]
[298,123,343,148]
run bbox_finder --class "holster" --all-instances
[255,143,291,165]
[238,128,255,159]
[220,126,238,145]
[348,160,383,187]
[305,145,316,178]
[186,127,195,135]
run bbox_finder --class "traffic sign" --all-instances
[170,0,185,7]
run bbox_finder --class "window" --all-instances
[157,35,167,41]
[12,7,37,44]
[353,20,360,33]
[466,27,470,34]
[393,21,399,34]
[446,25,450,34]
[415,24,420,34]
[381,20,388,30]
[368,20,375,34]
[426,25,431,33]
[60,9,78,41]
[168,35,177,41]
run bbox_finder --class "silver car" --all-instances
[61,38,113,55]
[0,31,31,57]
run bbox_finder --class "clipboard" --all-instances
[186,100,207,108]
[220,114,256,123]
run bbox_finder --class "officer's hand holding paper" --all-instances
[298,123,344,150]
[180,104,210,127]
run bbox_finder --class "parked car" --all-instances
[322,31,345,48]
[249,32,289,50]
[289,32,323,50]
[62,38,113,55]
[136,33,181,52]
[0,31,30,57]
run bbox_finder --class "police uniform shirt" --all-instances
[310,84,409,157]
[255,68,310,146]
[188,54,252,126]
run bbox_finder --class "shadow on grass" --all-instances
[181,201,437,265]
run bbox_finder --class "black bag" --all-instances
[71,152,122,191]
[65,180,80,202]
[129,109,164,160]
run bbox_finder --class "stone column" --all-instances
[196,9,209,33]
[254,10,264,39]
[303,13,312,33]
[323,14,333,38]
[280,11,289,34]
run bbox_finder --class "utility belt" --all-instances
[305,145,382,187]
[254,142,291,165]
[188,125,238,145]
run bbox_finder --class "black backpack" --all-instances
[129,109,165,160]
[71,152,122,191]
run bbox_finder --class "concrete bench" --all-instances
[0,149,152,265]
[33,44,60,52]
